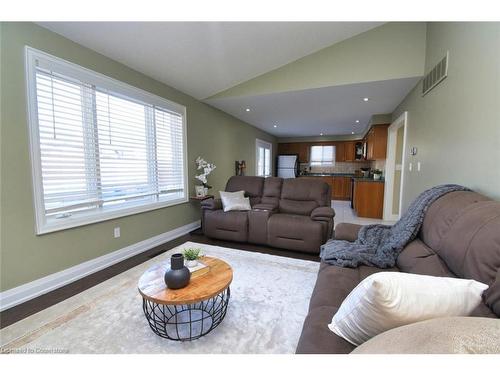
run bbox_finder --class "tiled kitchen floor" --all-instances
[332,200,396,228]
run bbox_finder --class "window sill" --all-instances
[35,196,188,235]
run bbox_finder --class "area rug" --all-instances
[0,241,320,354]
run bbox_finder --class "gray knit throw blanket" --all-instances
[320,184,470,268]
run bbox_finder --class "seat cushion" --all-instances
[296,306,355,354]
[267,213,325,254]
[203,210,248,242]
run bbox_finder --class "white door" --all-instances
[256,139,273,177]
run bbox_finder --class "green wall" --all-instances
[0,22,276,291]
[393,22,500,211]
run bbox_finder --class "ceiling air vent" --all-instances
[422,52,449,96]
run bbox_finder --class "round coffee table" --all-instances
[138,256,233,341]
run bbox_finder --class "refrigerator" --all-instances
[277,154,298,178]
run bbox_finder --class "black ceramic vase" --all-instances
[164,253,190,289]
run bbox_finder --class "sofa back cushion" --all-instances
[417,190,500,317]
[260,177,283,206]
[225,176,264,206]
[279,178,330,216]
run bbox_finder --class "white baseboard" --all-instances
[0,220,200,312]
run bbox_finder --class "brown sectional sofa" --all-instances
[201,176,335,254]
[296,190,500,353]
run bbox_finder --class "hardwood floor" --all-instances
[0,232,319,329]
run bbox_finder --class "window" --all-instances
[25,47,187,234]
[256,139,272,177]
[310,145,335,166]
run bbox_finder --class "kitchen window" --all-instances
[256,139,272,177]
[25,47,188,234]
[310,145,335,166]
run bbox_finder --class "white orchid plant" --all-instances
[195,157,216,189]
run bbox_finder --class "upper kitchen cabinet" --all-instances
[364,124,389,161]
[343,141,356,162]
[334,142,345,162]
[277,142,310,163]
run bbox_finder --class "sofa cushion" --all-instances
[352,317,500,354]
[435,201,500,286]
[225,176,264,206]
[279,178,330,215]
[203,210,248,242]
[397,239,455,277]
[295,306,355,354]
[260,177,282,207]
[420,191,490,251]
[267,213,325,254]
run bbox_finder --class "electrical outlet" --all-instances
[114,227,120,238]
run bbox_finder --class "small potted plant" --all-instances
[183,248,202,268]
[373,169,383,180]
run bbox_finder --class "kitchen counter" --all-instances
[352,177,385,183]
[300,173,355,177]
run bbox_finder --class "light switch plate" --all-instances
[417,162,421,171]
[409,162,413,171]
[114,227,120,238]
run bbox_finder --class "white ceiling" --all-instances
[37,22,383,99]
[206,77,420,137]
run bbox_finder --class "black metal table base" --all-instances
[142,287,230,341]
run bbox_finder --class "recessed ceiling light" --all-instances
[355,120,360,123]
[363,97,369,102]
[245,108,250,112]
[273,125,277,128]
[351,131,355,134]
[320,133,323,136]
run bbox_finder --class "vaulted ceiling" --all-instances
[38,22,426,137]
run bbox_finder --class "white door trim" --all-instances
[0,220,200,311]
[255,138,273,176]
[383,111,408,221]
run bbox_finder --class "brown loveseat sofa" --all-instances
[201,176,335,254]
[296,190,500,353]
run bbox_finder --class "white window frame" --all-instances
[25,46,188,235]
[310,145,336,167]
[255,139,273,177]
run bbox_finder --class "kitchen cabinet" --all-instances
[343,141,356,162]
[332,176,352,201]
[352,180,385,218]
[364,124,389,161]
[277,143,309,163]
[334,142,345,162]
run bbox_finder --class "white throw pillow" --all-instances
[328,272,488,346]
[219,190,251,212]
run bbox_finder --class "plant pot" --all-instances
[185,259,198,268]
[373,173,382,180]
[203,187,209,196]
[164,253,190,289]
[195,185,205,197]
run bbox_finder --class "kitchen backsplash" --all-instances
[301,161,373,174]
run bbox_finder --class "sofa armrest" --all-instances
[310,207,335,222]
[334,223,362,242]
[200,198,222,211]
[252,203,278,212]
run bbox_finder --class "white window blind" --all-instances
[26,47,187,234]
[256,139,272,177]
[310,145,335,166]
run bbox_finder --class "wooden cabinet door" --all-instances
[298,143,310,163]
[343,141,356,161]
[334,142,345,162]
[372,124,389,160]
[332,177,344,200]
